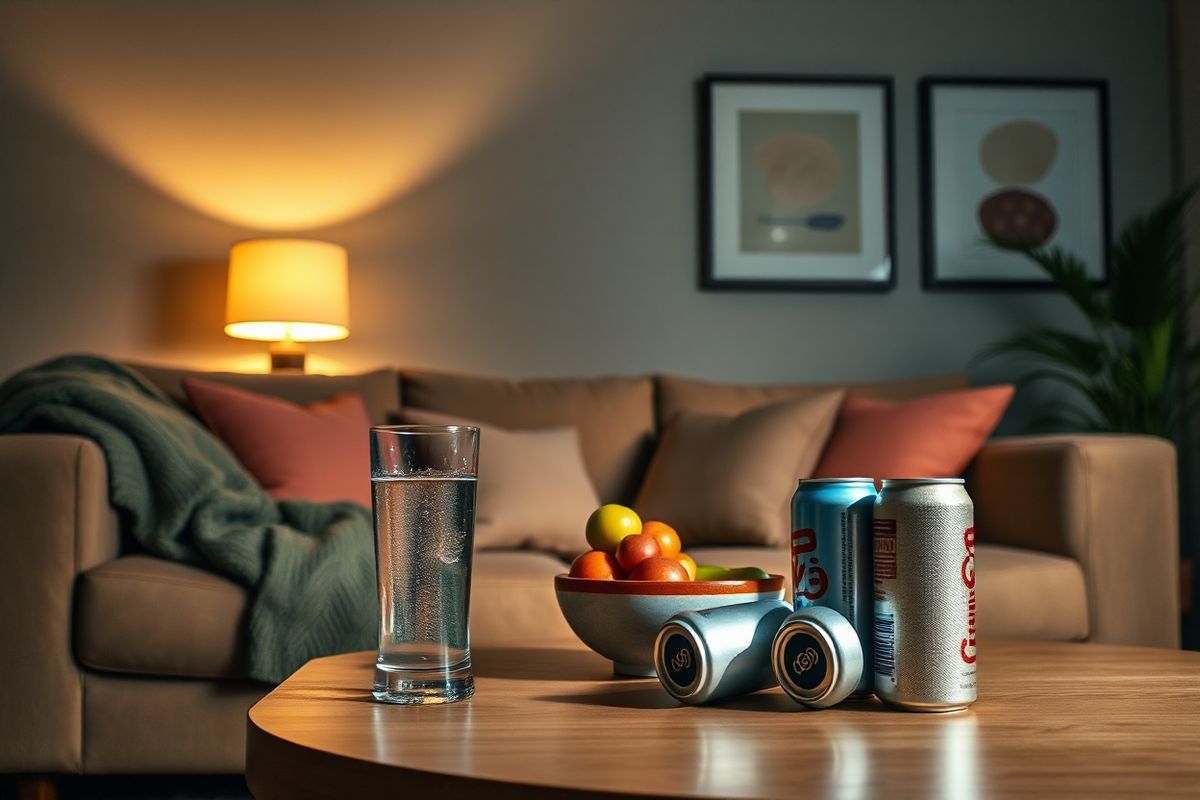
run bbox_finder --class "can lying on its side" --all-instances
[771,605,863,709]
[791,477,877,697]
[654,599,792,705]
[872,478,977,712]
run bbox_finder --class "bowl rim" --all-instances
[554,573,785,595]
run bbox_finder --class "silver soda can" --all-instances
[654,599,792,704]
[771,605,864,709]
[791,478,877,697]
[872,478,977,711]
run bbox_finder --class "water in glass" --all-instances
[372,474,476,703]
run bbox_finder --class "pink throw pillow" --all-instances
[813,386,1015,479]
[182,377,372,506]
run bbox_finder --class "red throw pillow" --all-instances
[182,377,372,506]
[813,386,1014,479]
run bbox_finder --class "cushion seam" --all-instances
[76,657,248,682]
[982,559,1085,578]
[83,572,243,595]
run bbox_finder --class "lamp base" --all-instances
[268,341,307,373]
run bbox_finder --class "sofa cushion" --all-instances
[685,542,1088,641]
[655,373,971,427]
[470,551,575,645]
[402,408,598,556]
[126,362,402,426]
[813,386,1014,479]
[75,556,250,680]
[75,551,575,680]
[972,543,1088,640]
[184,378,373,506]
[634,394,843,547]
[402,369,654,505]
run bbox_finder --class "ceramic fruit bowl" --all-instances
[554,574,787,676]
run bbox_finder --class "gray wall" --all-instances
[0,1,1173,418]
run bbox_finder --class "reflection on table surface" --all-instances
[248,641,1200,799]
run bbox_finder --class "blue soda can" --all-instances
[791,478,877,697]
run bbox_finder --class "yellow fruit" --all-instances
[585,504,642,553]
[674,552,697,581]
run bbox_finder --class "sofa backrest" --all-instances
[402,369,655,506]
[125,362,403,426]
[655,373,972,426]
[123,361,971,508]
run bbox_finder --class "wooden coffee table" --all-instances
[246,640,1200,798]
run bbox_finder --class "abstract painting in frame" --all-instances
[921,77,1111,289]
[700,74,895,291]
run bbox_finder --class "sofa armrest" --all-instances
[0,434,120,772]
[967,434,1179,648]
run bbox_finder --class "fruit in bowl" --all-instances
[568,550,623,580]
[584,504,643,553]
[556,505,784,676]
[627,557,690,582]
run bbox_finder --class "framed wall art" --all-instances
[921,77,1111,289]
[699,74,895,291]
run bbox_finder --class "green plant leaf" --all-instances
[1132,315,1175,398]
[1109,185,1196,328]
[987,239,1110,325]
[1107,353,1154,432]
[973,328,1106,375]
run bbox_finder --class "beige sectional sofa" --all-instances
[0,363,1180,776]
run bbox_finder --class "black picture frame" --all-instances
[699,73,896,292]
[920,76,1112,290]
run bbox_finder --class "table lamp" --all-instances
[223,238,350,372]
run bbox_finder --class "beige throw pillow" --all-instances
[634,392,844,547]
[401,408,598,555]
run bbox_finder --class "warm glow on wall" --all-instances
[225,239,349,371]
[0,3,589,229]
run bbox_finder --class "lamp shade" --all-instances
[224,238,349,342]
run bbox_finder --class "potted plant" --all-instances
[978,187,1197,437]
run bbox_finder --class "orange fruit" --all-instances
[568,550,623,580]
[629,557,690,582]
[585,504,642,553]
[615,532,662,573]
[674,552,697,581]
[641,521,681,559]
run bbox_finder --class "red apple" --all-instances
[629,557,690,582]
[615,533,661,573]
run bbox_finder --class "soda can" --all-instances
[771,605,864,709]
[790,477,877,697]
[872,478,977,712]
[654,599,792,704]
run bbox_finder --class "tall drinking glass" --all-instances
[370,425,479,704]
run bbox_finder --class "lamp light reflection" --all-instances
[0,2,588,229]
[937,714,980,800]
